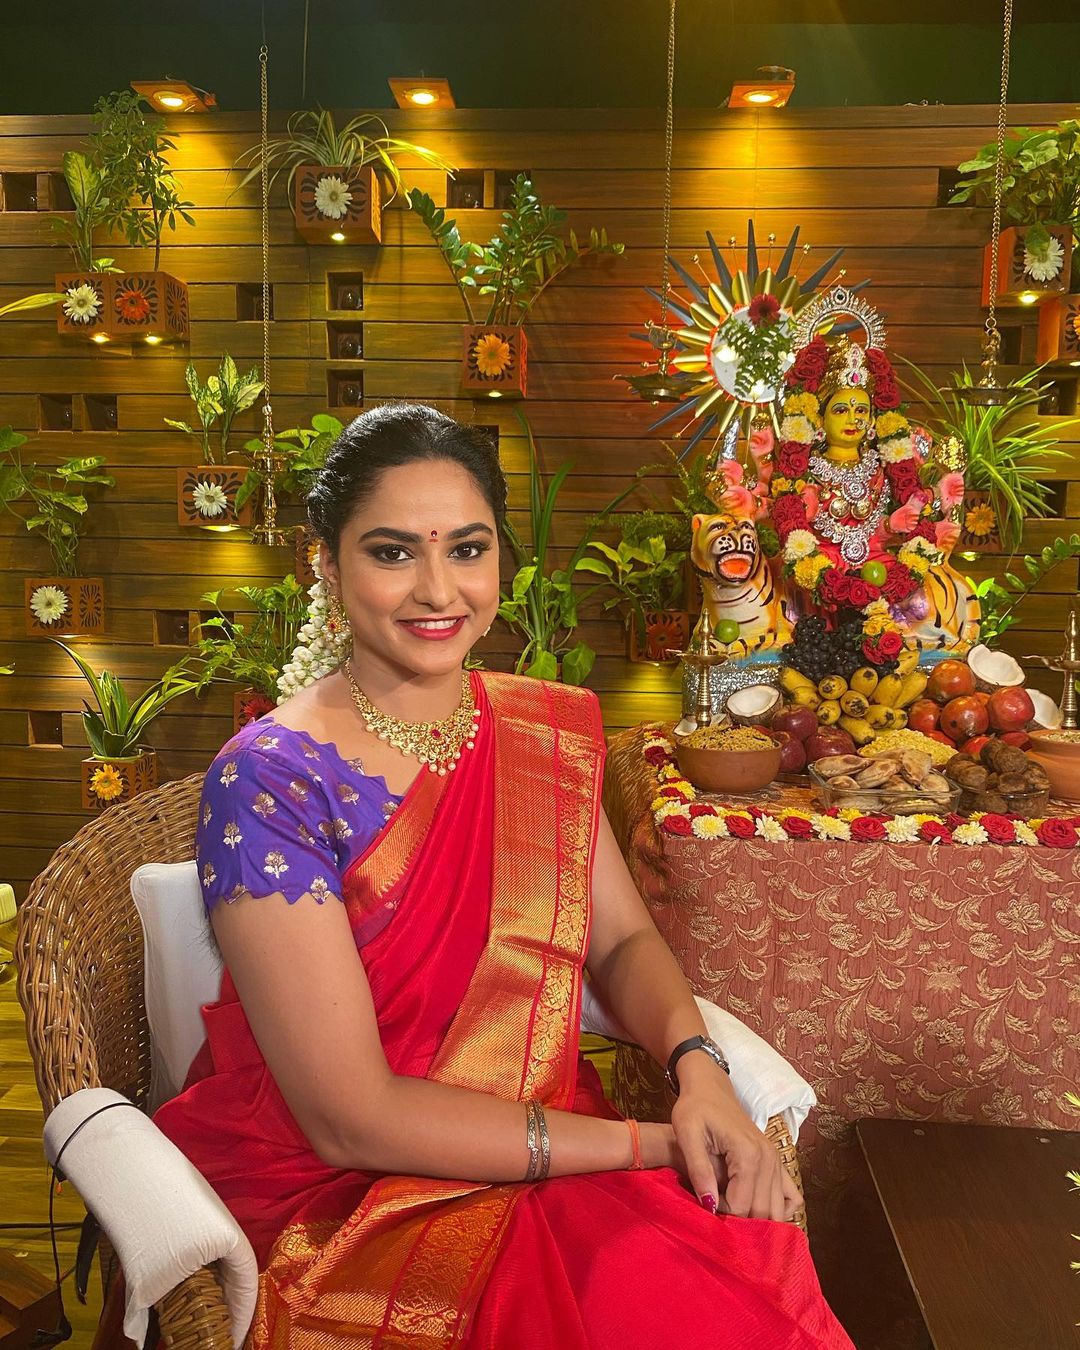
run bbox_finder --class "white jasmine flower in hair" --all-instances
[1023,235,1064,283]
[314,175,353,220]
[29,584,70,626]
[63,283,101,324]
[783,529,818,563]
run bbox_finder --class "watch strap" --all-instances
[664,1035,731,1095]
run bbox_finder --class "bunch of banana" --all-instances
[779,649,926,746]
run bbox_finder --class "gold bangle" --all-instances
[535,1102,551,1181]
[523,1101,540,1182]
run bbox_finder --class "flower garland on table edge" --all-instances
[641,728,1080,849]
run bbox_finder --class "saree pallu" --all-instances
[150,672,852,1350]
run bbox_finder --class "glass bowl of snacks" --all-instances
[809,730,960,815]
[944,739,1052,817]
[675,724,782,795]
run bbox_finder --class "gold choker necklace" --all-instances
[342,664,481,775]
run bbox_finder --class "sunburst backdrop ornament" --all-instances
[624,221,868,460]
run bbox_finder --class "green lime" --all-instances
[861,561,888,587]
[714,619,741,643]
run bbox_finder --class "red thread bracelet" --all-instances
[626,1118,644,1170]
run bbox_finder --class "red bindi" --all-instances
[430,529,438,539]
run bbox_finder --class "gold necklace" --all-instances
[342,663,481,775]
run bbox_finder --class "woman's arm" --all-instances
[585,806,800,1221]
[211,889,678,1180]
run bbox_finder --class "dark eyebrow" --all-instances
[358,522,495,544]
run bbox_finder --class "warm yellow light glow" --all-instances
[1070,359,1080,367]
[92,333,109,344]
[488,390,503,399]
[407,88,438,106]
[388,76,456,109]
[330,231,346,242]
[202,523,241,533]
[157,93,187,109]
[144,334,163,345]
[959,551,979,561]
[745,90,779,105]
[1018,291,1040,305]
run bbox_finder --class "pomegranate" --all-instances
[907,699,941,735]
[806,728,857,763]
[999,730,1032,750]
[987,685,1036,733]
[960,735,993,758]
[773,705,819,743]
[927,659,976,705]
[925,730,957,747]
[940,695,990,744]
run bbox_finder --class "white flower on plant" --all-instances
[29,584,70,626]
[192,480,228,517]
[63,283,101,324]
[783,529,819,563]
[879,435,914,463]
[314,175,353,220]
[1023,235,1065,283]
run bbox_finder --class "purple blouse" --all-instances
[195,718,405,912]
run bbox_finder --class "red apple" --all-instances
[927,660,977,705]
[774,705,819,743]
[999,730,1032,750]
[774,730,808,773]
[806,728,857,763]
[960,735,993,758]
[940,695,990,744]
[907,699,941,735]
[987,685,1036,733]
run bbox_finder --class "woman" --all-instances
[151,404,853,1348]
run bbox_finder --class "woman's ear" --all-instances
[318,541,339,593]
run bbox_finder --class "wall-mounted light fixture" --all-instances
[130,79,216,113]
[387,77,456,109]
[728,66,795,109]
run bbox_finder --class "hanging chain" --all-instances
[657,0,677,331]
[252,43,285,545]
[983,0,1014,367]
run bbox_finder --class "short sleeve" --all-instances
[196,744,344,911]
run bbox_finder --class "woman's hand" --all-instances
[669,1058,802,1222]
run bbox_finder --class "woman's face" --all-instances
[320,458,501,682]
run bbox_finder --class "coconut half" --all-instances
[725,684,781,726]
[1028,688,1064,730]
[967,643,1025,692]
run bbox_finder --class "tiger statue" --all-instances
[691,468,793,659]
[898,561,981,654]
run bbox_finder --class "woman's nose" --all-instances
[412,554,457,609]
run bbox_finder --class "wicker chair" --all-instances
[16,773,807,1350]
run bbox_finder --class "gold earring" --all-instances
[483,624,492,636]
[327,593,351,636]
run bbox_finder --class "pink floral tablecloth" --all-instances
[604,725,1080,1349]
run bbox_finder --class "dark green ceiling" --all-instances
[4,2,1079,114]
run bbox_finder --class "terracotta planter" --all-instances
[24,576,105,637]
[233,687,277,735]
[80,750,158,811]
[980,225,1073,307]
[958,489,1002,554]
[294,524,318,586]
[1036,293,1080,366]
[627,610,690,663]
[292,164,381,245]
[54,271,109,340]
[108,270,189,343]
[177,466,253,529]
[461,325,528,398]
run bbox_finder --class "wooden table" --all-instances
[857,1119,1080,1349]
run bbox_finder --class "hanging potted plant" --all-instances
[165,356,265,527]
[951,120,1080,307]
[48,150,121,341]
[52,640,197,810]
[235,109,455,246]
[409,176,624,398]
[583,527,689,664]
[901,360,1074,556]
[0,426,115,636]
[174,575,309,734]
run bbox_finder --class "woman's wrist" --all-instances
[638,1121,679,1170]
[674,1048,734,1097]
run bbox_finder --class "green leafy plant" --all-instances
[497,412,644,684]
[409,175,624,327]
[0,427,115,575]
[967,534,1080,646]
[180,575,310,700]
[900,359,1074,554]
[950,120,1080,258]
[47,150,119,273]
[165,356,265,465]
[89,91,195,270]
[585,535,687,645]
[0,291,66,317]
[235,108,455,204]
[54,639,197,759]
[236,412,343,510]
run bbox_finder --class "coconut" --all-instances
[725,684,781,727]
[1028,688,1064,730]
[966,643,1025,693]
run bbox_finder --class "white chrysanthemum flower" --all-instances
[755,814,788,842]
[780,413,816,446]
[29,584,70,625]
[1023,234,1064,283]
[692,814,729,839]
[879,435,914,463]
[314,175,353,220]
[63,283,101,324]
[192,481,228,517]
[1015,822,1038,846]
[814,816,851,841]
[783,529,819,563]
[953,821,988,846]
[886,816,921,844]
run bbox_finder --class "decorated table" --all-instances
[604,723,1080,1349]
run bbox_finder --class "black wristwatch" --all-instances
[665,1035,731,1095]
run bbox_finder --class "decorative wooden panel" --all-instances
[1,104,1079,897]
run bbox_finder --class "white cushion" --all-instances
[44,1087,258,1348]
[130,861,222,1111]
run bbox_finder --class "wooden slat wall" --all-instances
[2,104,1079,897]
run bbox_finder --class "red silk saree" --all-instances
[144,672,851,1349]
